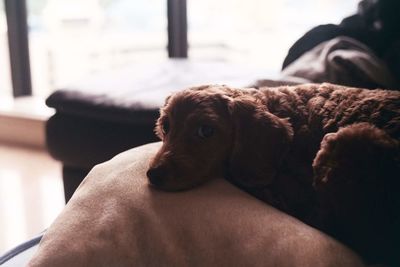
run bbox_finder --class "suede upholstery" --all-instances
[28,143,365,267]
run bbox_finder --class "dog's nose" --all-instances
[146,166,166,187]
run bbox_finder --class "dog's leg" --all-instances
[312,123,400,265]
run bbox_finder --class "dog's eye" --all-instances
[197,125,214,138]
[162,120,170,135]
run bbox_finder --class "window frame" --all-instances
[4,0,32,97]
[168,0,187,58]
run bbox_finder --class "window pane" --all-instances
[189,0,359,75]
[0,2,13,99]
[27,0,167,97]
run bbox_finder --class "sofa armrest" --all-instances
[28,143,365,267]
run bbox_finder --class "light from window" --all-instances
[27,0,167,97]
[188,0,359,75]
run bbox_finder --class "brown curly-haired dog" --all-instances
[147,83,400,265]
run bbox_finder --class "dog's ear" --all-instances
[228,95,293,187]
[154,95,172,140]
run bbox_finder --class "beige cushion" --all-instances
[28,142,364,267]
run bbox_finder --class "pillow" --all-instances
[28,142,364,267]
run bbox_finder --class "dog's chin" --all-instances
[226,176,271,189]
[148,177,206,192]
[148,183,192,192]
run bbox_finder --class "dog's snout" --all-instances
[147,166,166,187]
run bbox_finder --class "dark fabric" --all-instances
[384,40,400,80]
[62,166,90,202]
[0,234,42,264]
[46,113,159,168]
[46,89,166,124]
[281,37,398,89]
[282,24,382,70]
[282,0,400,76]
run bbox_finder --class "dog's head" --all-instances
[147,85,293,191]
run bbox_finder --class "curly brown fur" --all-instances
[313,123,400,265]
[147,83,400,265]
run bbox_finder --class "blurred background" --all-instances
[0,0,359,254]
[0,0,358,98]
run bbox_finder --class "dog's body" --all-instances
[147,83,400,265]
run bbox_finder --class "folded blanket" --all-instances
[281,36,398,89]
[28,143,364,267]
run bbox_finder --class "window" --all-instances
[27,0,167,97]
[0,1,12,99]
[188,0,359,75]
[6,0,362,97]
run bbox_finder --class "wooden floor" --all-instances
[0,143,65,254]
